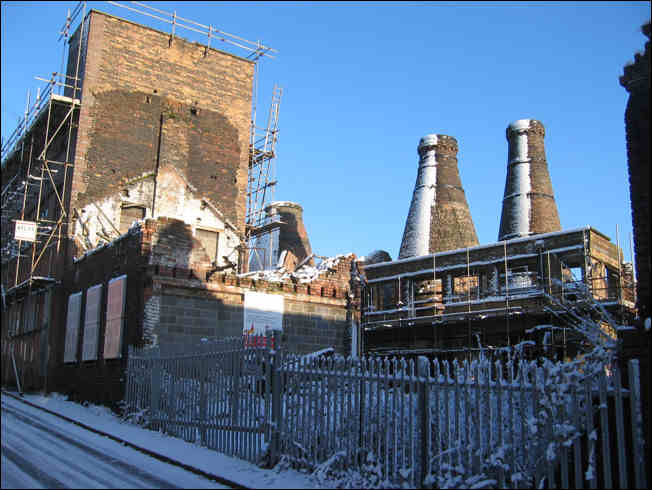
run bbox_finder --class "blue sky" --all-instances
[2,1,649,261]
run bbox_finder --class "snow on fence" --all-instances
[123,340,647,489]
[124,337,273,463]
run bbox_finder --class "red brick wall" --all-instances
[69,11,253,235]
[526,120,561,236]
[428,135,479,253]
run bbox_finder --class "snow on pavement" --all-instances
[1,392,318,489]
[2,395,229,489]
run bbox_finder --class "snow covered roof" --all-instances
[366,226,598,270]
[239,253,353,284]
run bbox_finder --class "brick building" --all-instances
[362,226,636,359]
[619,20,650,477]
[1,6,357,404]
[361,126,636,360]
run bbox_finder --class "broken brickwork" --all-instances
[69,10,253,243]
[44,217,357,405]
[1,8,261,399]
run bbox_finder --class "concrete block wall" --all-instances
[137,218,357,355]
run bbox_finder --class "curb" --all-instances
[1,389,250,489]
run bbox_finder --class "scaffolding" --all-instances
[1,2,88,300]
[1,1,279,294]
[245,84,283,271]
[361,228,637,358]
[102,2,282,273]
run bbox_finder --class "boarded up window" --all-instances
[82,284,102,361]
[196,228,219,263]
[104,275,126,359]
[64,292,82,363]
[119,206,145,234]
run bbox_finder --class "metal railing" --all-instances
[123,339,646,488]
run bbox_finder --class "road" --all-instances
[1,395,230,489]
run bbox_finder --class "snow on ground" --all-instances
[3,391,318,489]
[2,394,230,489]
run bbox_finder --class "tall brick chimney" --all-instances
[399,134,479,259]
[498,119,561,241]
[620,22,650,321]
[265,201,314,270]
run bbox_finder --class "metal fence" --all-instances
[124,339,647,488]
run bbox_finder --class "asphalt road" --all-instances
[1,395,230,489]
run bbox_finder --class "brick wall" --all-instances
[526,120,562,236]
[54,226,148,405]
[428,135,479,253]
[69,10,253,236]
[272,202,314,270]
[620,22,651,478]
[137,217,355,355]
[146,253,356,355]
[621,24,650,320]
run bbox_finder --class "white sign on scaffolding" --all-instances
[14,220,37,242]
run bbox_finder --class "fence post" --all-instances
[151,358,161,431]
[418,356,431,489]
[199,357,207,446]
[269,332,282,467]
[627,359,647,489]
